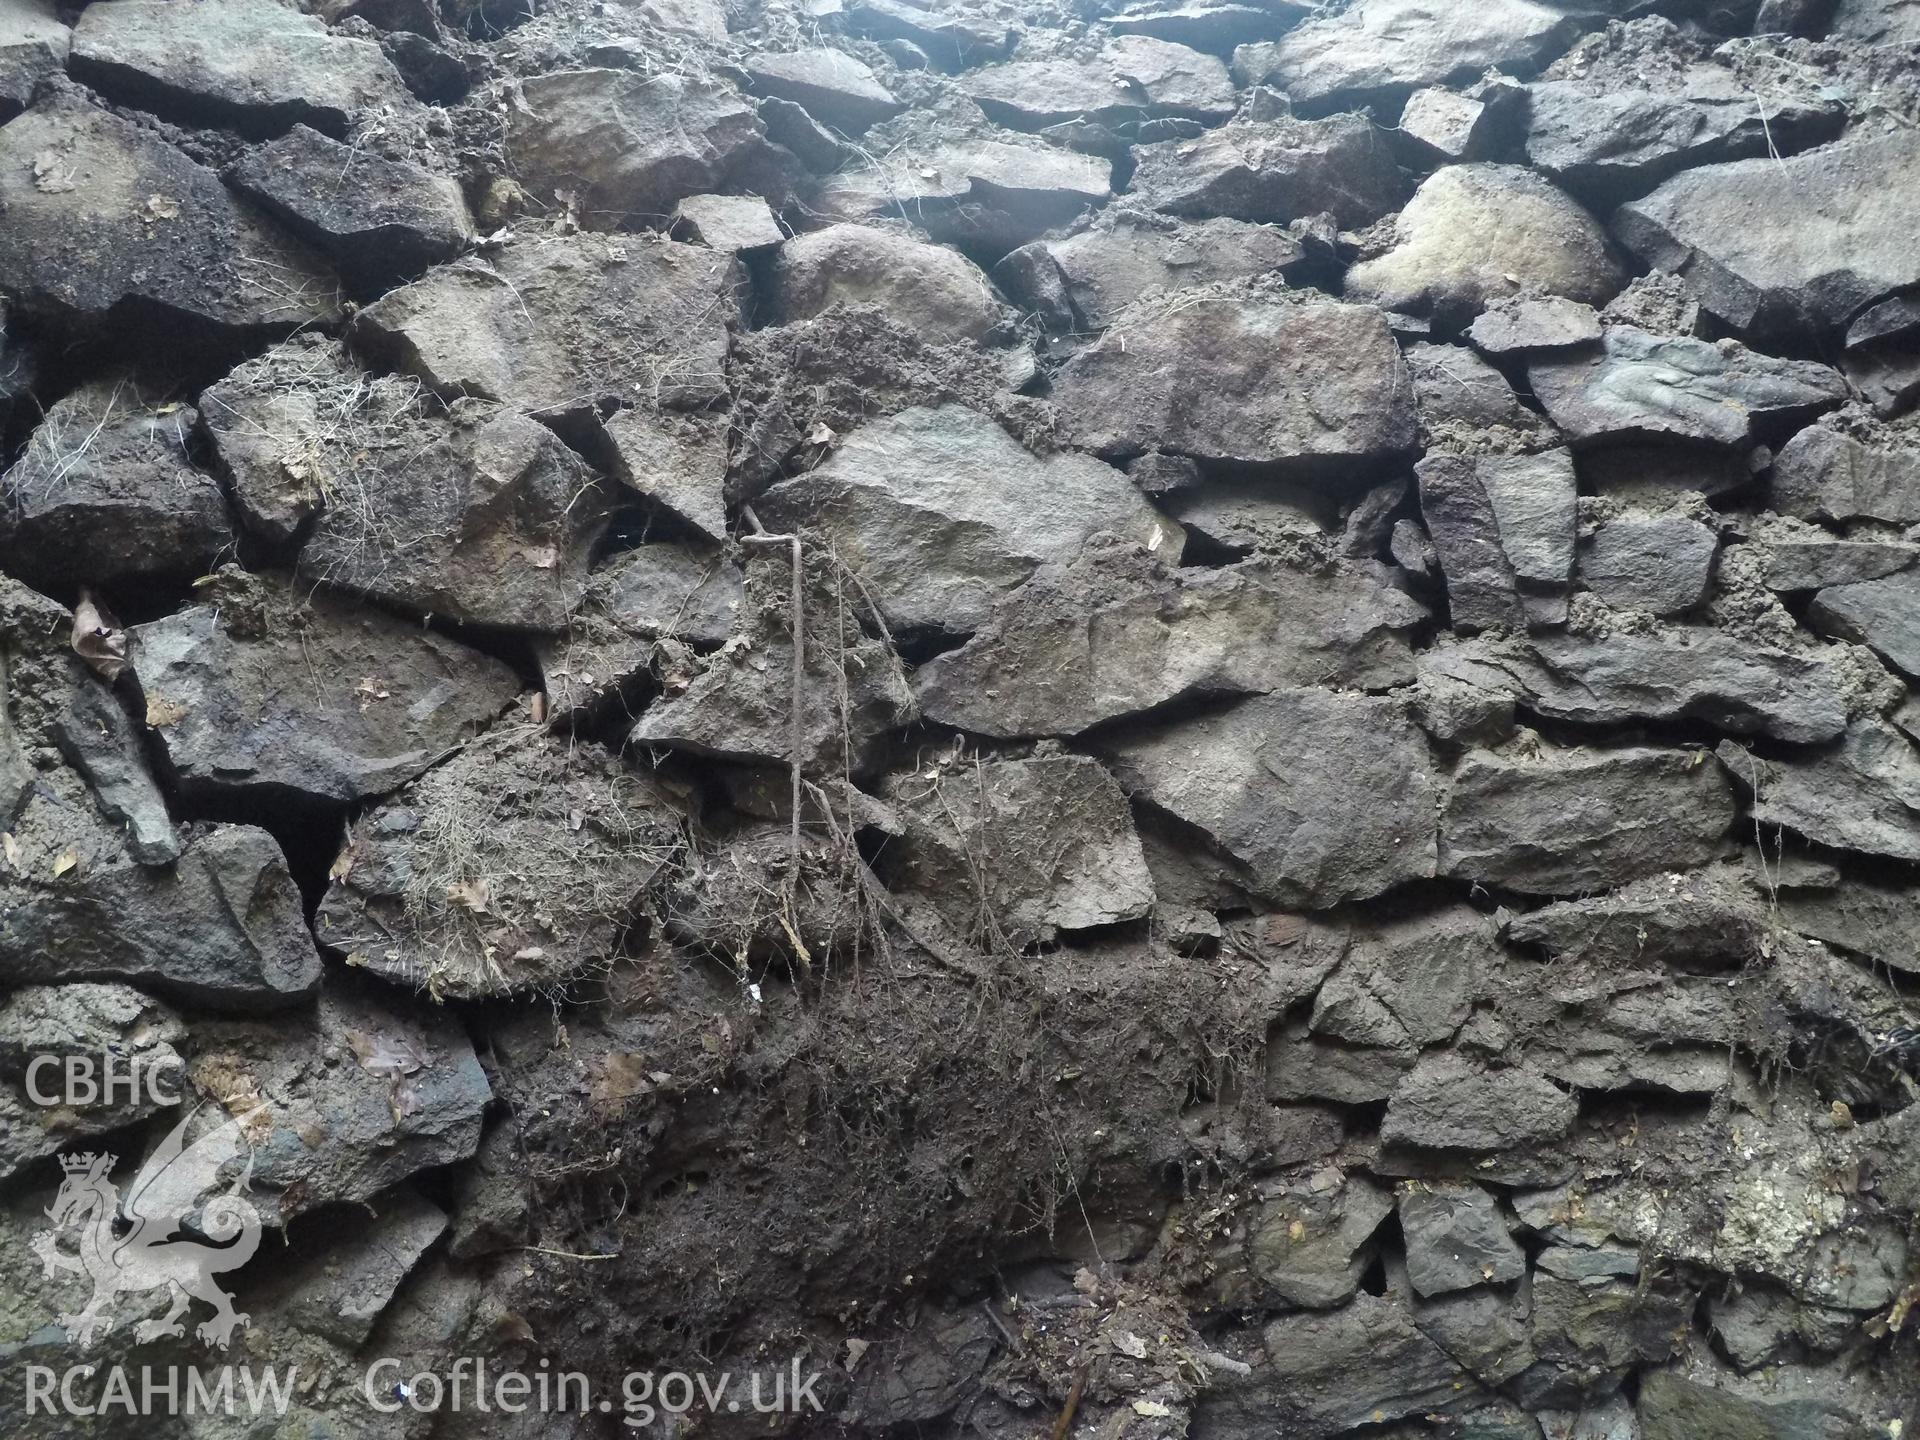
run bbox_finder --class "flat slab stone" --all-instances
[673,193,784,252]
[962,37,1236,130]
[1423,628,1856,744]
[1383,1052,1578,1151]
[1467,296,1602,356]
[0,90,341,337]
[1578,510,1718,615]
[1809,569,1920,678]
[1108,688,1440,909]
[1129,112,1409,229]
[1417,449,1577,632]
[766,224,1005,343]
[1771,415,1920,525]
[1614,129,1920,340]
[504,69,771,228]
[994,211,1304,331]
[1051,296,1416,473]
[915,547,1427,736]
[1749,516,1918,593]
[1530,327,1846,448]
[815,138,1112,251]
[70,0,412,138]
[755,404,1182,634]
[745,48,902,132]
[131,571,520,807]
[0,0,67,118]
[1399,1184,1527,1296]
[1440,743,1735,894]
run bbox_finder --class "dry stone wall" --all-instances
[0,0,1918,1436]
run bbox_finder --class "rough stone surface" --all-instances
[916,546,1427,736]
[130,571,519,807]
[0,381,231,591]
[1770,414,1920,524]
[1240,0,1580,112]
[1052,296,1416,471]
[0,90,340,338]
[963,37,1236,130]
[1467,297,1602,356]
[767,225,1005,343]
[1808,567,1920,677]
[1749,516,1918,593]
[1530,328,1846,447]
[994,212,1304,331]
[880,755,1155,946]
[1425,627,1855,744]
[1615,128,1920,340]
[1441,743,1735,894]
[1719,723,1920,862]
[1109,689,1439,908]
[756,405,1182,635]
[317,728,685,1000]
[0,1,66,119]
[1346,165,1622,323]
[1128,113,1409,229]
[673,192,784,253]
[1399,1184,1527,1296]
[1578,510,1718,614]
[229,124,471,291]
[70,0,412,138]
[1418,449,1578,631]
[1383,1053,1578,1151]
[745,48,902,132]
[504,69,772,227]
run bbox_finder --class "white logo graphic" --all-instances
[31,1106,263,1350]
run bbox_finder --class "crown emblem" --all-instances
[58,1152,113,1176]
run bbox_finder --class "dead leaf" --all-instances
[524,545,558,570]
[446,878,492,915]
[1112,1330,1148,1360]
[354,676,391,712]
[529,692,549,724]
[1,833,16,870]
[71,591,130,682]
[144,194,181,221]
[31,149,74,193]
[328,844,355,883]
[844,1338,870,1370]
[591,1053,656,1105]
[145,694,189,728]
[805,420,837,446]
[52,848,79,878]
[345,1028,430,1081]
[1131,1401,1172,1418]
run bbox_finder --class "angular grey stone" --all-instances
[630,551,914,777]
[1842,293,1920,417]
[0,91,340,337]
[1525,1271,1692,1395]
[1383,1053,1577,1150]
[0,825,322,1009]
[0,381,231,592]
[1579,510,1718,614]
[1467,296,1603,356]
[1403,342,1555,448]
[250,1189,446,1350]
[1053,296,1415,472]
[1309,907,1494,1053]
[756,405,1181,635]
[1417,449,1577,632]
[759,95,849,172]
[449,1123,529,1260]
[504,69,772,227]
[963,37,1235,130]
[1773,872,1920,978]
[1255,1292,1477,1433]
[1399,1184,1526,1297]
[1398,86,1503,163]
[130,571,519,807]
[1235,1173,1394,1310]
[1110,0,1313,52]
[536,542,744,720]
[1718,722,1920,863]
[70,0,412,138]
[1532,327,1846,448]
[994,212,1304,331]
[1770,415,1920,524]
[1237,0,1580,113]
[1615,128,1920,340]
[672,193,783,253]
[816,137,1111,252]
[229,123,472,290]
[0,1,66,119]
[745,48,902,132]
[53,676,178,866]
[1108,688,1439,908]
[1413,1284,1536,1393]
[1267,1022,1420,1105]
[0,983,184,1182]
[766,225,1005,343]
[355,232,740,426]
[1346,165,1622,323]
[1525,30,1841,204]
[1830,0,1920,46]
[1506,863,1767,972]
[1808,568,1920,677]
[296,405,611,633]
[916,547,1426,736]
[878,755,1155,946]
[179,980,489,1224]
[316,727,685,1000]
[844,0,1011,69]
[1638,1369,1881,1440]
[1441,743,1735,894]
[1128,112,1409,229]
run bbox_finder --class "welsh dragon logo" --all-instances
[31,1106,263,1350]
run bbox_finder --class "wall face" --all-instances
[0,0,1917,1434]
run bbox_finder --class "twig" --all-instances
[1049,1365,1089,1440]
[518,1245,621,1262]
[738,507,805,872]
